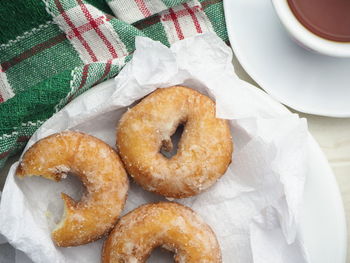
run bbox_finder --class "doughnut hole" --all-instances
[148,247,174,262]
[160,123,185,159]
[46,172,85,230]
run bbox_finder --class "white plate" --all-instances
[301,136,347,263]
[0,77,346,262]
[239,81,347,263]
[224,0,350,117]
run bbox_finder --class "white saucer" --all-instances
[224,0,350,117]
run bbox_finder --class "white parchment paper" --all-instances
[0,33,309,263]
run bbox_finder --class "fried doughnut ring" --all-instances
[102,202,222,263]
[16,131,129,247]
[117,86,233,198]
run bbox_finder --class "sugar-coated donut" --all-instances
[16,131,129,247]
[102,202,222,263]
[117,86,233,198]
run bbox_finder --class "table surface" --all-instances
[1,56,349,262]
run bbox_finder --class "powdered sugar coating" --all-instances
[117,86,233,198]
[16,131,129,247]
[102,202,222,263]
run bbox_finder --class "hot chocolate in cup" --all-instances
[271,0,350,57]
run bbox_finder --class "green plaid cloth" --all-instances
[0,0,228,170]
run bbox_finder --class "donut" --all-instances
[102,202,222,263]
[117,86,233,198]
[16,131,129,247]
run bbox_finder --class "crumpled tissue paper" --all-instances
[0,33,309,263]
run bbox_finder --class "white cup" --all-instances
[271,0,350,57]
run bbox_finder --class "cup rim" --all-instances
[271,0,350,57]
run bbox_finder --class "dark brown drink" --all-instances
[287,0,350,42]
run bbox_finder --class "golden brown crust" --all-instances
[102,202,222,263]
[16,131,129,247]
[116,86,233,198]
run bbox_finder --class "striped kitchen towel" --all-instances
[0,0,228,170]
